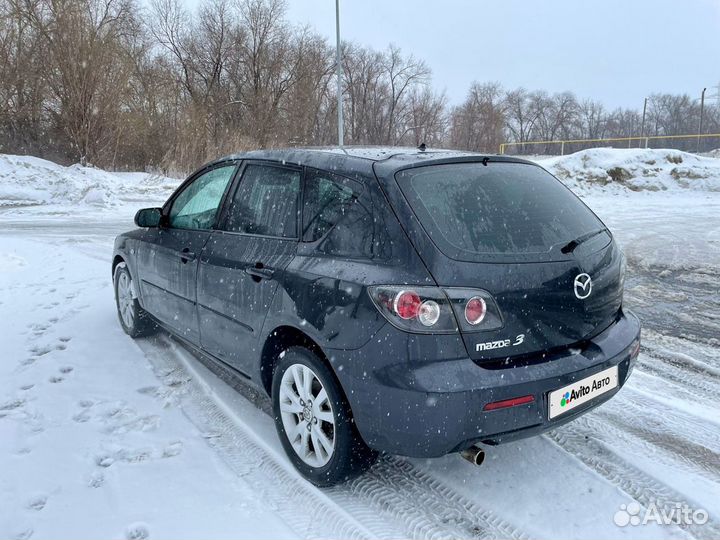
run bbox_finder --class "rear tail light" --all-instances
[368,286,503,334]
[445,288,503,332]
[368,286,457,333]
[394,290,421,319]
[465,296,487,325]
[418,300,441,327]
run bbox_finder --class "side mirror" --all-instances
[135,207,163,228]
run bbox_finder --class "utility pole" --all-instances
[640,97,647,148]
[698,88,706,153]
[335,0,344,147]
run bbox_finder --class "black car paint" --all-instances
[113,148,640,458]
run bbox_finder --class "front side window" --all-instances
[223,164,301,238]
[302,170,359,242]
[169,165,236,230]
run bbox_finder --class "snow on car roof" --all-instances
[298,146,487,162]
[221,146,492,164]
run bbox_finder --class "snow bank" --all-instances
[2,149,719,214]
[536,148,720,194]
[0,154,179,209]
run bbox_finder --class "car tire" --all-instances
[114,264,156,338]
[272,346,378,486]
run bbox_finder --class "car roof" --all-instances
[210,146,537,181]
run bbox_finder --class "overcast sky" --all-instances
[283,0,720,110]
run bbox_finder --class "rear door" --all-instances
[197,162,301,375]
[388,160,624,362]
[137,163,237,343]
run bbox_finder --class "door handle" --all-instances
[245,263,275,281]
[180,247,196,263]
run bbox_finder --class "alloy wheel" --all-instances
[279,363,336,467]
[117,271,135,329]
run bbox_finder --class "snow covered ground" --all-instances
[0,150,718,540]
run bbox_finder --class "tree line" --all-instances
[1,0,718,173]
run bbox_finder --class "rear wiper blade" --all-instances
[560,228,608,254]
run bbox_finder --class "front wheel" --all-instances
[272,347,377,486]
[114,265,156,338]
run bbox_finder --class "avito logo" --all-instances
[560,375,613,407]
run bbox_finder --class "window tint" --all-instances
[318,186,393,260]
[169,165,235,230]
[223,164,300,238]
[396,163,604,257]
[302,170,359,242]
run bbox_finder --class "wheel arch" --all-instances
[112,254,126,278]
[260,325,335,397]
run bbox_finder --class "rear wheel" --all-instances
[272,347,377,486]
[114,265,156,338]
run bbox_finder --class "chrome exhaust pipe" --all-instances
[459,445,485,466]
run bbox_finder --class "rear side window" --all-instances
[302,170,360,242]
[223,164,300,238]
[396,162,604,259]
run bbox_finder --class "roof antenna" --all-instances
[418,142,427,152]
[482,157,489,166]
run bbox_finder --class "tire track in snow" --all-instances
[632,363,720,421]
[330,456,529,540]
[546,427,720,540]
[138,335,529,540]
[638,347,720,405]
[571,409,720,486]
[137,336,381,540]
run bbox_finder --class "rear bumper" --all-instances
[330,309,641,457]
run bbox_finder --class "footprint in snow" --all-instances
[125,523,150,540]
[29,345,52,357]
[59,366,73,374]
[59,336,71,343]
[88,471,105,488]
[28,322,49,335]
[0,399,25,411]
[13,528,33,540]
[20,384,34,391]
[162,441,183,458]
[73,410,91,423]
[48,376,63,384]
[95,455,115,468]
[73,400,95,422]
[136,386,159,396]
[26,495,47,511]
[95,447,153,467]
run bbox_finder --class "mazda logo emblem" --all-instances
[574,273,593,299]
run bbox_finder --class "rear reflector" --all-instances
[483,395,535,411]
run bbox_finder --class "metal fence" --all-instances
[499,133,720,156]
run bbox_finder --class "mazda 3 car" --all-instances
[112,147,641,485]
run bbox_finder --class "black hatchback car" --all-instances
[112,147,641,485]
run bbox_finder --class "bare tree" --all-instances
[2,0,715,171]
[449,82,505,152]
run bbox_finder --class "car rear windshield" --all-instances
[395,162,605,260]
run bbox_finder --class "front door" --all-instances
[197,162,301,375]
[137,163,237,343]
